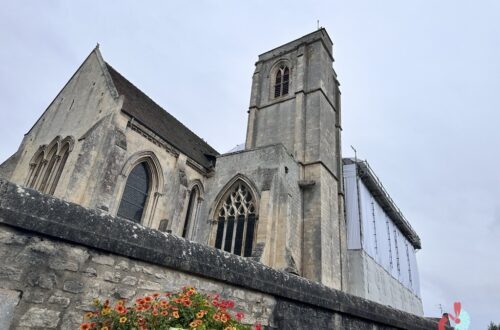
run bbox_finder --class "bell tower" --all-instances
[245,29,347,289]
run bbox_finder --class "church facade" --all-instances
[0,29,423,315]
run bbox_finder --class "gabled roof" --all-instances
[105,63,219,169]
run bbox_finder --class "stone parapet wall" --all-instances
[0,179,441,329]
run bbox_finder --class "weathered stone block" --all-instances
[27,272,58,290]
[84,267,97,277]
[113,287,136,299]
[0,265,22,281]
[92,254,115,266]
[115,260,129,271]
[121,275,138,286]
[137,279,162,291]
[49,259,79,272]
[0,288,21,328]
[63,280,85,294]
[24,290,46,304]
[60,311,83,330]
[103,271,121,283]
[48,294,71,307]
[19,307,60,328]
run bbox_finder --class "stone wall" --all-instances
[0,178,442,329]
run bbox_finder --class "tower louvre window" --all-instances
[274,65,289,98]
[213,181,257,257]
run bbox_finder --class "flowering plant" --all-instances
[80,286,259,330]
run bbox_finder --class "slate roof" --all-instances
[106,63,219,169]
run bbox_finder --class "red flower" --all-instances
[255,323,263,330]
[79,323,92,330]
[236,312,244,321]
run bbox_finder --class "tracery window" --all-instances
[117,162,150,223]
[26,136,73,195]
[213,181,257,257]
[274,65,289,98]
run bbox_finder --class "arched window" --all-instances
[182,186,200,238]
[47,141,71,195]
[39,143,58,192]
[26,136,74,195]
[213,181,257,257]
[274,65,289,98]
[117,162,151,223]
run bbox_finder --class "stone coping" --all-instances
[0,178,438,329]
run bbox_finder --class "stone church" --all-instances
[0,29,424,315]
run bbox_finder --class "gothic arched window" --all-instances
[27,150,45,189]
[182,186,200,238]
[213,181,257,257]
[47,141,71,195]
[117,162,151,223]
[26,136,74,195]
[274,65,289,98]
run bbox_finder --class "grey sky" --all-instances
[1,1,499,327]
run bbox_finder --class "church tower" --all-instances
[245,29,347,289]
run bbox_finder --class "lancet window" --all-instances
[182,185,200,239]
[26,136,73,195]
[274,65,289,98]
[117,162,151,223]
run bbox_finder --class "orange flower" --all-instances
[196,311,205,319]
[101,327,109,330]
[172,311,180,319]
[136,298,145,305]
[213,313,221,321]
[144,296,153,303]
[152,292,160,298]
[152,309,159,316]
[221,314,228,323]
[101,307,111,315]
[119,316,127,324]
[160,310,169,316]
[189,320,202,328]
[84,312,93,319]
[115,304,127,314]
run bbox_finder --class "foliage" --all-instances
[80,286,261,330]
[488,322,500,330]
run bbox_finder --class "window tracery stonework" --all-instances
[274,64,290,98]
[214,181,257,257]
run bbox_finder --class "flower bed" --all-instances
[80,286,262,330]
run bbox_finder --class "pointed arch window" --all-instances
[213,181,257,257]
[26,136,74,195]
[117,162,151,223]
[182,186,200,238]
[274,65,289,98]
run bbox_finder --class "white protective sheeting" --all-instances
[343,164,421,297]
[343,164,362,249]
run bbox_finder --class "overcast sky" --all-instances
[1,1,499,328]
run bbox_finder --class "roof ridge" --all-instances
[105,62,218,154]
